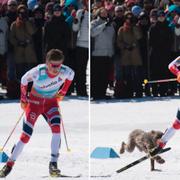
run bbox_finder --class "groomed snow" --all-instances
[0,97,89,180]
[90,97,180,180]
[1,96,180,180]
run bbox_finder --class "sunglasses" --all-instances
[8,4,17,7]
[54,8,61,12]
[49,63,61,68]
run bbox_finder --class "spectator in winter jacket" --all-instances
[72,0,89,96]
[0,3,8,88]
[9,4,37,80]
[113,5,125,98]
[4,0,20,99]
[91,7,115,100]
[149,10,174,96]
[117,11,143,98]
[30,4,45,63]
[6,0,17,27]
[44,3,71,57]
[5,0,17,82]
[137,11,151,96]
[44,2,54,21]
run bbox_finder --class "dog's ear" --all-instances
[153,131,163,140]
[150,130,155,134]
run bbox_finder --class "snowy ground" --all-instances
[1,95,180,180]
[90,96,180,180]
[0,97,89,180]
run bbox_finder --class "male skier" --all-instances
[0,49,74,177]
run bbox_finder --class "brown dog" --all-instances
[120,129,165,171]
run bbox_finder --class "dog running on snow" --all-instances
[120,129,165,171]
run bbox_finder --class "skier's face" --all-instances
[47,60,63,76]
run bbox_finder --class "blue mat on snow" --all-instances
[0,152,9,162]
[91,147,120,159]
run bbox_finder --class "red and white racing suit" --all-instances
[7,64,74,167]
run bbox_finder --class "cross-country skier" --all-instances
[150,56,180,156]
[0,49,74,177]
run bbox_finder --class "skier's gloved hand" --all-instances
[56,91,65,102]
[20,84,28,111]
[177,72,180,83]
[20,100,28,111]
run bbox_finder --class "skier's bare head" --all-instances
[46,49,64,76]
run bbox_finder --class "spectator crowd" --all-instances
[90,0,180,100]
[0,0,180,101]
[0,0,89,99]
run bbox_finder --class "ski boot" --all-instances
[49,162,61,177]
[0,164,13,178]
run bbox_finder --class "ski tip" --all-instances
[166,147,171,150]
[162,147,171,152]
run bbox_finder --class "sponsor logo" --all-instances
[40,81,58,89]
[58,77,62,82]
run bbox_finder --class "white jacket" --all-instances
[72,9,89,48]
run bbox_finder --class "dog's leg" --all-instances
[154,156,165,164]
[120,142,126,154]
[120,139,136,154]
[150,158,155,171]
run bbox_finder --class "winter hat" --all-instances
[150,8,158,17]
[65,0,78,9]
[125,0,136,7]
[33,4,44,13]
[157,10,165,17]
[17,4,28,13]
[124,10,134,19]
[105,1,115,11]
[168,4,180,14]
[7,0,17,5]
[27,0,37,10]
[53,3,62,11]
[115,5,124,12]
[131,5,142,17]
[45,2,54,13]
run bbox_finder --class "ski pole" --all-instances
[144,78,177,85]
[0,112,24,152]
[58,108,71,152]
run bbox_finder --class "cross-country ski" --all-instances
[91,97,180,180]
[116,147,171,173]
